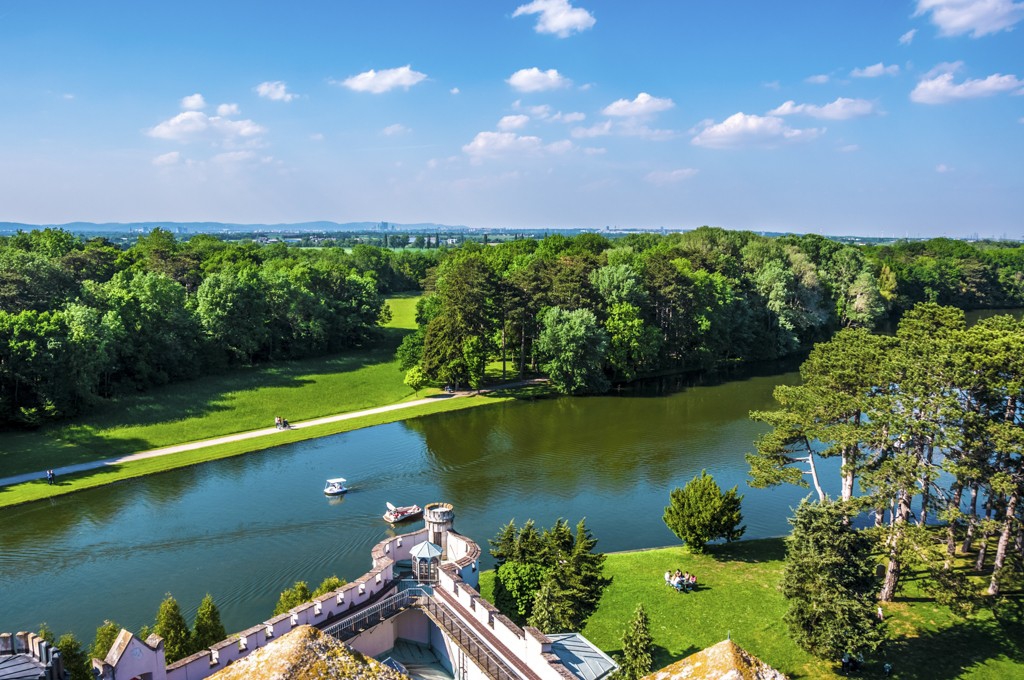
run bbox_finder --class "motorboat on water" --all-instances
[383,501,423,523]
[323,478,348,496]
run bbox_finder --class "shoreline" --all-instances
[0,380,547,510]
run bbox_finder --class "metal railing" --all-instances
[419,598,522,680]
[321,585,524,680]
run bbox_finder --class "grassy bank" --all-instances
[479,540,1024,679]
[0,294,551,507]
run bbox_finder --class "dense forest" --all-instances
[1,226,1022,429]
[400,228,1024,394]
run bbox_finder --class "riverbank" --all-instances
[480,540,1024,679]
[0,381,549,509]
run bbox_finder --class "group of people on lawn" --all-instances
[664,568,697,592]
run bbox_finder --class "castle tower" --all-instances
[423,502,454,560]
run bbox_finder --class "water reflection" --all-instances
[2,362,814,643]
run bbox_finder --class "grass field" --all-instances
[479,540,1024,679]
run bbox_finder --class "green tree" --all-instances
[782,500,884,661]
[663,470,745,552]
[56,633,91,680]
[191,594,226,653]
[527,576,574,633]
[312,575,347,598]
[90,620,122,662]
[536,306,609,394]
[404,365,427,396]
[153,594,191,663]
[614,604,653,680]
[496,561,550,622]
[273,581,312,615]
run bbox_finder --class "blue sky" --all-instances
[1,1,1022,237]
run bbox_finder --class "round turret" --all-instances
[424,502,454,559]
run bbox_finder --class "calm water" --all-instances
[3,306,1018,641]
[0,363,817,640]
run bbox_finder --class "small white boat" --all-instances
[323,478,348,496]
[383,501,423,523]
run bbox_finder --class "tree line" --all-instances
[401,229,1024,394]
[0,228,438,428]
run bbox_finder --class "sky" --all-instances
[1,1,1022,238]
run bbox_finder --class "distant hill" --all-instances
[0,220,471,233]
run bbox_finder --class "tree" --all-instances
[496,561,550,622]
[536,306,609,395]
[191,594,226,653]
[90,620,122,662]
[782,500,884,661]
[273,581,312,615]
[153,594,191,663]
[56,633,91,680]
[527,576,573,633]
[614,604,653,680]
[404,365,426,396]
[312,575,347,598]
[663,470,745,552]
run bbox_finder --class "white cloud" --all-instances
[338,65,427,93]
[507,67,571,92]
[450,87,461,95]
[769,97,876,120]
[382,123,411,136]
[462,131,543,160]
[212,150,258,164]
[571,120,613,138]
[583,147,606,155]
[763,80,781,90]
[851,62,900,78]
[618,121,676,140]
[310,133,325,141]
[217,103,240,116]
[512,0,596,38]
[899,28,918,44]
[152,151,181,166]
[555,111,586,123]
[62,93,74,100]
[546,139,574,154]
[180,93,206,110]
[602,92,675,117]
[498,114,530,131]
[936,163,954,172]
[914,0,1024,37]
[255,81,297,102]
[691,112,823,149]
[147,110,266,143]
[646,168,698,185]
[805,74,830,84]
[839,144,860,152]
[911,63,1023,103]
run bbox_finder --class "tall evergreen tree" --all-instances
[614,604,653,680]
[90,620,122,662]
[190,594,226,653]
[153,594,191,663]
[782,500,884,661]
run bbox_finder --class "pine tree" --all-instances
[527,576,573,633]
[782,499,884,661]
[663,470,745,552]
[615,604,653,680]
[153,594,191,663]
[191,594,226,653]
[90,620,122,662]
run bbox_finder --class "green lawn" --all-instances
[479,540,1024,679]
[0,295,426,477]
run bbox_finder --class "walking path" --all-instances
[0,380,544,488]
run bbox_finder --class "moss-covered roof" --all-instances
[642,639,786,680]
[208,626,407,680]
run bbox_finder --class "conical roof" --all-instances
[409,540,443,560]
[642,639,786,680]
